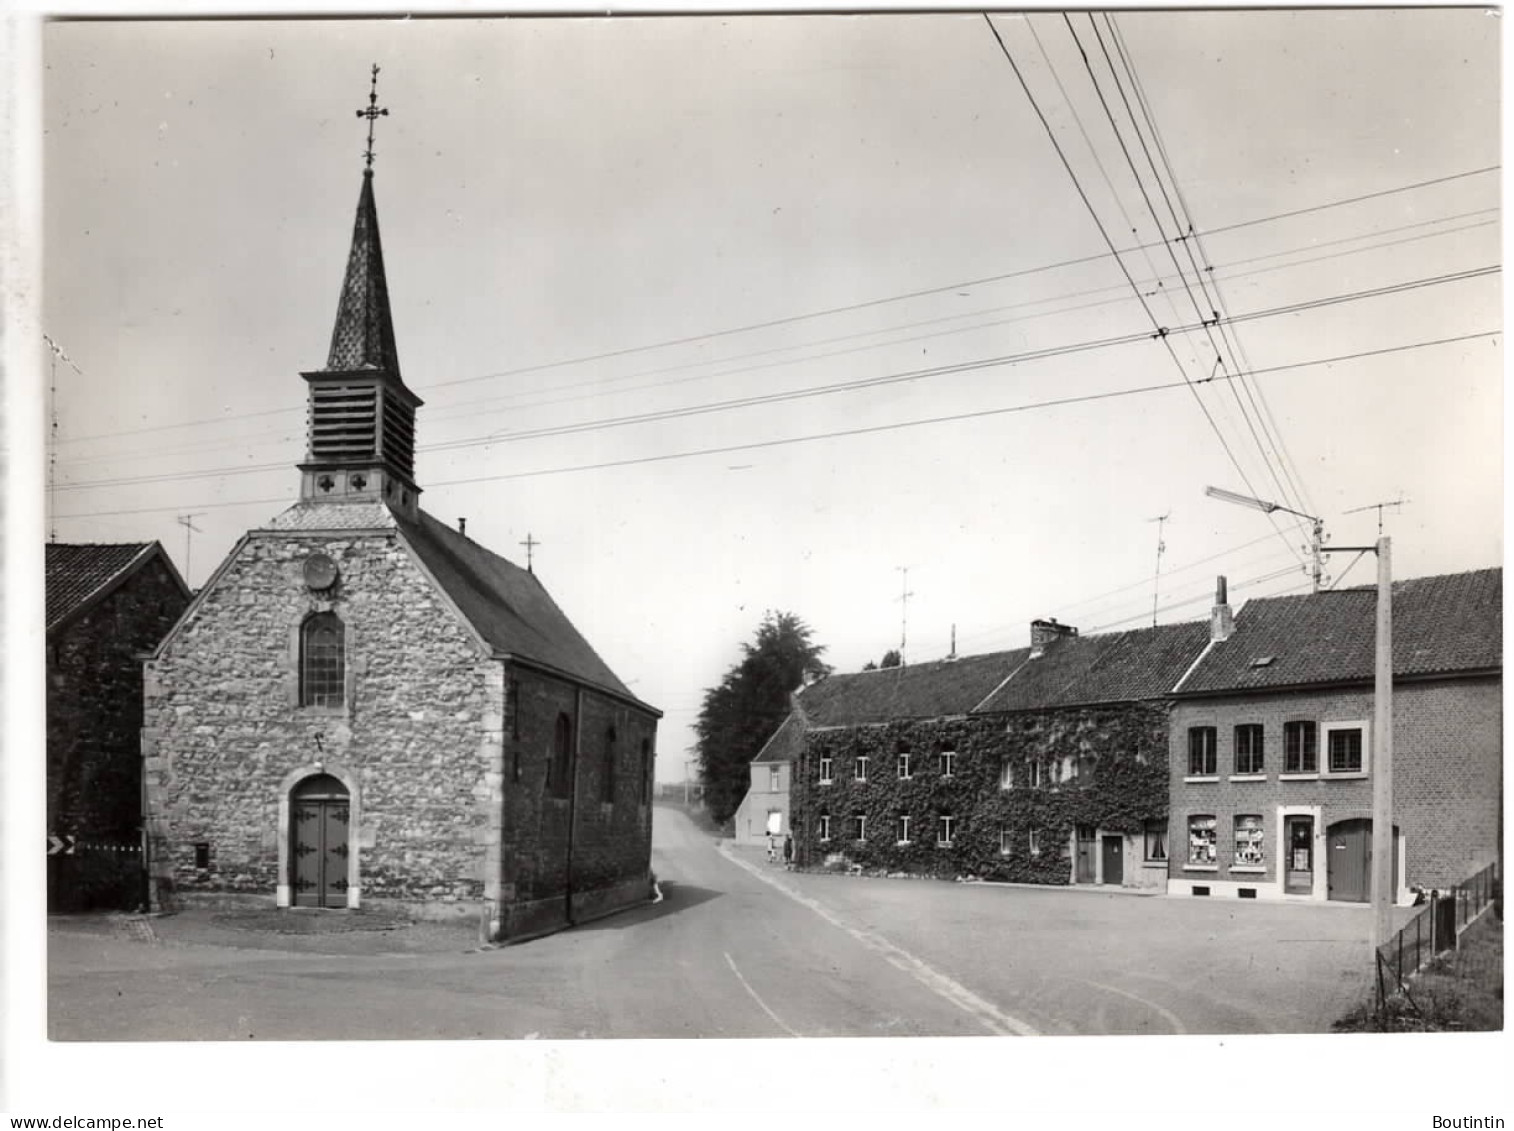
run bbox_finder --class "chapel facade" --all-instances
[142,118,659,942]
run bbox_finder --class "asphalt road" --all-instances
[48,806,1385,1040]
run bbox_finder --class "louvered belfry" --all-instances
[299,168,424,520]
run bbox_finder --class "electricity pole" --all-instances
[1204,485,1325,592]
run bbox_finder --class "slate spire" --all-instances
[323,170,402,377]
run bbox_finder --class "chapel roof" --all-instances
[396,508,656,713]
[1175,567,1502,694]
[45,542,185,633]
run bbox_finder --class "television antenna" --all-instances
[176,513,206,584]
[1343,495,1408,536]
[1146,512,1171,627]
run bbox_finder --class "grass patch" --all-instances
[1334,910,1502,1032]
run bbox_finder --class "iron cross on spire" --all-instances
[356,63,389,170]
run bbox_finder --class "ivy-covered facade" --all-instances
[788,619,1212,889]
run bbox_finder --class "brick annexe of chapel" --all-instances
[142,133,659,943]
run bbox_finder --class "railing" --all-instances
[1373,861,1500,1021]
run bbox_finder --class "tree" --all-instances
[695,611,830,825]
[879,649,902,669]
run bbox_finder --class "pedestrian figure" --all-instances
[783,833,794,870]
[766,833,778,864]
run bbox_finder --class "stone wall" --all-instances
[143,531,496,910]
[494,666,656,941]
[47,552,189,909]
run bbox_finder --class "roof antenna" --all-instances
[895,566,914,667]
[1343,495,1408,537]
[1146,512,1171,627]
[43,334,81,544]
[520,532,540,573]
[176,513,205,585]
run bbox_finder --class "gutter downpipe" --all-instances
[565,685,583,927]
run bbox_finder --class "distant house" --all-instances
[1167,569,1501,903]
[46,541,191,910]
[732,712,804,845]
[789,618,1210,890]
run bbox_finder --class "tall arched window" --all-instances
[601,727,618,803]
[549,713,573,797]
[300,612,345,708]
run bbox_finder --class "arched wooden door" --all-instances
[291,773,350,908]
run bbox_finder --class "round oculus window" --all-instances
[302,553,339,592]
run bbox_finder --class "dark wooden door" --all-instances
[1075,825,1097,883]
[1327,819,1370,902]
[1101,835,1123,885]
[292,775,350,909]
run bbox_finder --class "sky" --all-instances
[33,11,1503,786]
[4,5,1507,1118]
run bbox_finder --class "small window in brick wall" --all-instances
[193,843,211,871]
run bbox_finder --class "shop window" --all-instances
[1234,724,1265,775]
[1187,815,1217,866]
[1187,727,1217,776]
[1283,720,1318,774]
[1234,815,1265,867]
[1143,820,1168,862]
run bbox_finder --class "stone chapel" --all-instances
[142,110,660,942]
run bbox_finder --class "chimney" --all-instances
[1211,575,1234,643]
[1029,617,1078,658]
[459,517,467,537]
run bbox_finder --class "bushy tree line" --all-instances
[695,611,829,824]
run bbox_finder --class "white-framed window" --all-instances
[1283,720,1318,774]
[1188,814,1217,866]
[854,755,869,782]
[999,758,1013,790]
[1027,761,1042,788]
[1028,828,1042,857]
[1143,819,1168,862]
[897,747,912,780]
[937,814,955,847]
[1233,814,1265,867]
[818,756,833,785]
[768,766,781,793]
[896,813,911,845]
[818,812,832,842]
[999,826,1012,855]
[938,746,956,778]
[1234,724,1264,775]
[1323,721,1369,777]
[852,813,867,842]
[1188,727,1218,776]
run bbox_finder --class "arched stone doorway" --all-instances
[290,773,351,909]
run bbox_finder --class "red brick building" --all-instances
[142,153,658,941]
[1167,570,1500,903]
[46,541,191,910]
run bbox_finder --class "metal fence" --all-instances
[1373,861,1500,1019]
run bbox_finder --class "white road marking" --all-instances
[1076,978,1188,1034]
[723,952,803,1038]
[719,845,1040,1037]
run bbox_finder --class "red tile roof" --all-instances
[796,649,1031,727]
[45,542,163,632]
[1176,568,1501,694]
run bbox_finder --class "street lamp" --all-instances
[1204,486,1325,592]
[1205,486,1396,952]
